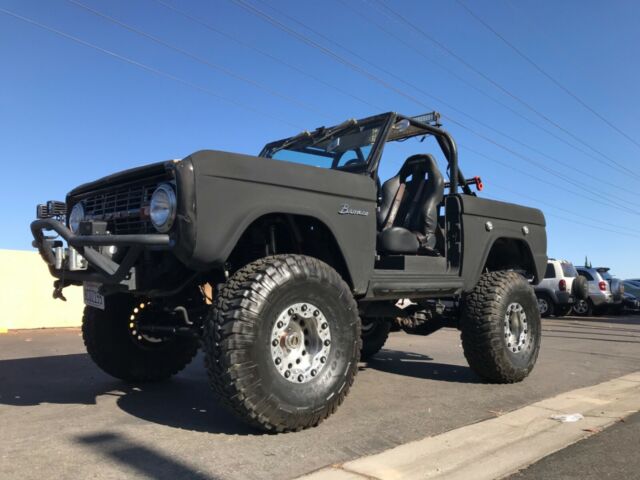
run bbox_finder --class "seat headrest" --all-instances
[398,154,440,181]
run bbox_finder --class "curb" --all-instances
[297,371,640,480]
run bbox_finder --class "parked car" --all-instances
[534,259,588,317]
[622,292,640,313]
[573,266,624,316]
[623,280,640,298]
[622,281,640,314]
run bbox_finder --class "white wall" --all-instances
[0,249,83,331]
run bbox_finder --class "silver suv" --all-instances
[573,266,624,316]
[534,259,588,317]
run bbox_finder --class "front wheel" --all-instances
[461,271,541,383]
[203,255,361,432]
[82,294,200,382]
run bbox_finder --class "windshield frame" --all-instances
[259,113,392,169]
[260,111,470,195]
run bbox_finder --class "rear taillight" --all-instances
[599,281,607,291]
[559,279,567,291]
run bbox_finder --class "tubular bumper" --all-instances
[30,218,172,285]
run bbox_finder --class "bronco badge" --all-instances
[339,204,369,216]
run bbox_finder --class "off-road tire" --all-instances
[203,255,361,432]
[82,295,199,382]
[360,319,391,360]
[536,293,554,318]
[461,271,541,383]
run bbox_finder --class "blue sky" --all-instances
[1,0,639,277]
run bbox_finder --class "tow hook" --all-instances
[52,280,67,302]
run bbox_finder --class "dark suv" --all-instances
[31,112,547,432]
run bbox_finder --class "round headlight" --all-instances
[149,184,177,232]
[68,202,85,233]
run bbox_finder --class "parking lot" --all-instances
[1,314,639,480]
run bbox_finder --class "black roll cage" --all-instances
[261,111,472,196]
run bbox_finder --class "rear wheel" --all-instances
[537,294,554,318]
[82,294,200,382]
[461,271,541,383]
[572,299,593,316]
[360,318,391,360]
[203,255,360,432]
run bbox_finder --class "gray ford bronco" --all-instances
[31,112,547,432]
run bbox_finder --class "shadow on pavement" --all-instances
[75,432,218,480]
[362,349,478,383]
[0,353,256,435]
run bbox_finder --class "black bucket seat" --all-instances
[376,154,445,254]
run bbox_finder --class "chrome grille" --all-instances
[79,178,164,235]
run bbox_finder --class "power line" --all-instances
[370,0,640,180]
[459,143,640,217]
[68,0,328,119]
[492,182,640,237]
[0,7,302,129]
[7,3,639,236]
[456,0,640,151]
[150,0,385,112]
[337,0,639,199]
[340,0,599,162]
[449,118,639,206]
[230,0,640,212]
[546,212,640,239]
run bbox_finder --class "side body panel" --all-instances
[186,150,378,294]
[459,195,547,291]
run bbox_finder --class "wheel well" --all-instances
[226,213,352,288]
[483,238,537,281]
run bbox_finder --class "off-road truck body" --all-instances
[32,112,547,432]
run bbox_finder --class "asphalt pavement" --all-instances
[1,314,639,479]
[509,412,640,479]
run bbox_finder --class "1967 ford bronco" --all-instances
[31,111,547,432]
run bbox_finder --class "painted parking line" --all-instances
[298,371,640,480]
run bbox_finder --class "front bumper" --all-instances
[31,218,172,286]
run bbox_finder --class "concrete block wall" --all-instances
[0,249,83,331]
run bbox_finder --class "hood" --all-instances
[187,149,377,202]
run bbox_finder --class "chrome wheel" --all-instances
[504,302,529,354]
[537,297,548,315]
[573,299,589,315]
[270,302,331,384]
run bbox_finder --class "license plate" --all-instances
[83,282,105,310]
